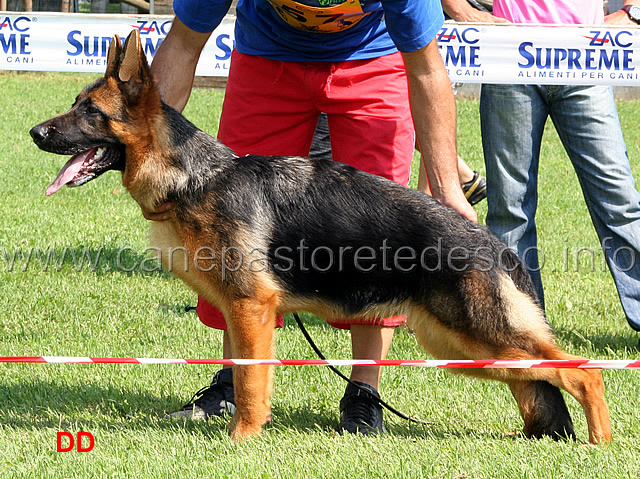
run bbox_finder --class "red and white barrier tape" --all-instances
[1,357,639,369]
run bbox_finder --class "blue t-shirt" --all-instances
[173,0,444,61]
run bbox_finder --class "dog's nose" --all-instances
[29,124,50,144]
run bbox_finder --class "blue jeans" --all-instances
[480,84,640,332]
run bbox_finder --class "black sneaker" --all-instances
[168,368,235,419]
[339,381,385,435]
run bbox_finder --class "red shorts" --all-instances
[196,51,413,330]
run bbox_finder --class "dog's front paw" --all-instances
[229,417,265,441]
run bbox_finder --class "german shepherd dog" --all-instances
[30,30,611,444]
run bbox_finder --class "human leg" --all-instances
[336,325,395,435]
[349,325,395,388]
[481,83,549,307]
[172,52,321,419]
[549,85,640,332]
[309,112,332,161]
[313,54,414,433]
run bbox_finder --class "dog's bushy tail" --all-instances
[498,246,543,312]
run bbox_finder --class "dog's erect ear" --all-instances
[117,29,154,102]
[119,29,149,83]
[105,35,122,78]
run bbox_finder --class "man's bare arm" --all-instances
[402,40,477,222]
[150,17,213,112]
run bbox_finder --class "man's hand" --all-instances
[438,188,478,222]
[140,201,174,221]
[441,0,510,23]
[425,168,478,222]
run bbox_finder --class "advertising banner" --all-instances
[0,12,234,76]
[1,12,639,85]
[439,23,640,85]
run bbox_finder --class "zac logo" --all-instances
[585,30,633,48]
[0,16,32,56]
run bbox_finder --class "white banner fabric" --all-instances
[0,12,234,76]
[1,12,640,86]
[439,22,640,85]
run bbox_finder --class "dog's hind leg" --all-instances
[525,358,611,445]
[489,365,610,444]
[409,310,577,442]
[507,379,575,441]
[486,272,611,444]
[493,252,610,443]
[224,294,279,440]
[496,349,610,444]
[409,270,611,444]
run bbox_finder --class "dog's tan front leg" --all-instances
[225,296,277,440]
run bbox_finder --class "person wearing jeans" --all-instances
[442,0,640,344]
[481,83,640,324]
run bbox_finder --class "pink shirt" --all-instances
[493,0,605,25]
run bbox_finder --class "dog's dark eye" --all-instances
[86,104,102,116]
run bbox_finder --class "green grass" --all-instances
[1,70,640,478]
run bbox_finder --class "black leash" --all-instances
[292,312,433,426]
[185,305,432,426]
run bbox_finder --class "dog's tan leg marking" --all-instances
[504,351,611,444]
[507,380,544,437]
[225,292,278,441]
[505,377,576,441]
[538,361,611,444]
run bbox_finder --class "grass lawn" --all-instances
[1,70,639,478]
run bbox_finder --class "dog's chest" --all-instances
[149,221,189,275]
[148,220,224,293]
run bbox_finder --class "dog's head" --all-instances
[30,29,160,196]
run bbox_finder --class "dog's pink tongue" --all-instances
[46,150,93,196]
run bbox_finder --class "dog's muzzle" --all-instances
[29,123,51,147]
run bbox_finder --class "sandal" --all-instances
[461,171,487,205]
